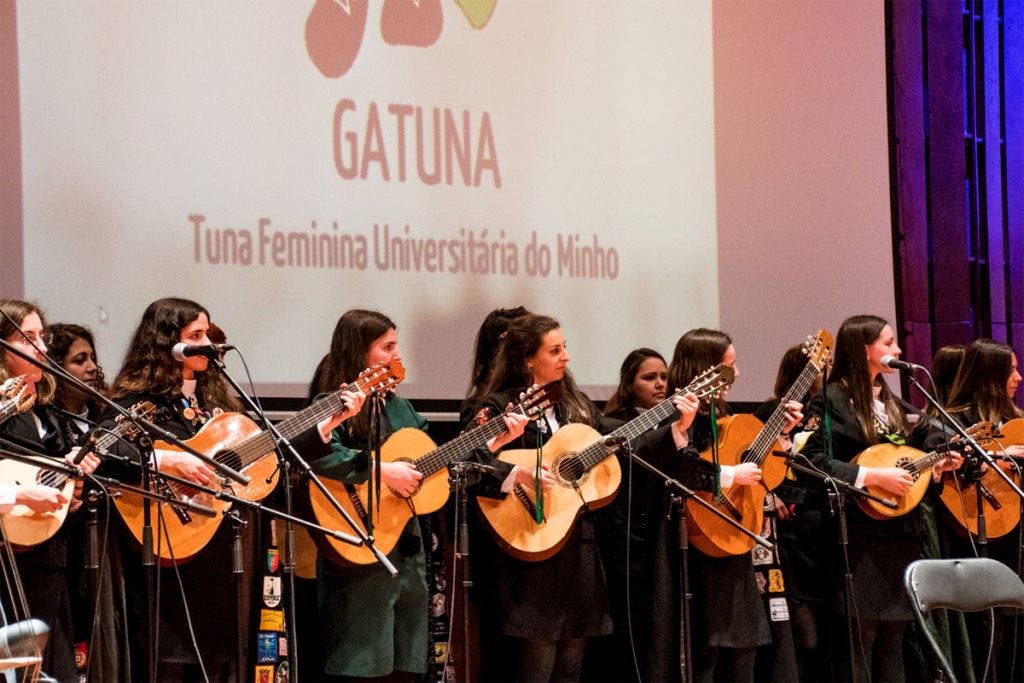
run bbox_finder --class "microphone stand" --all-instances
[446,461,495,682]
[774,450,897,681]
[207,355,394,682]
[625,447,774,683]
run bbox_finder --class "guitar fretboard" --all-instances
[744,359,821,466]
[214,365,402,475]
[576,371,727,473]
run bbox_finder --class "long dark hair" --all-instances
[945,339,1023,424]
[668,328,732,416]
[930,344,967,409]
[0,298,56,404]
[308,309,396,440]
[46,323,107,410]
[828,314,908,443]
[479,314,593,425]
[466,307,531,398]
[112,297,241,411]
[604,347,665,417]
[772,344,812,401]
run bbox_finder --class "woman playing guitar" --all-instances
[102,297,361,680]
[307,309,524,679]
[643,328,799,683]
[920,338,1024,681]
[0,299,102,682]
[801,315,960,682]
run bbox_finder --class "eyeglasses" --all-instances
[12,332,53,346]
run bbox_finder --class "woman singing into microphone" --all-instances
[103,297,361,681]
[800,314,961,682]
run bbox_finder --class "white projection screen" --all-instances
[3,0,894,405]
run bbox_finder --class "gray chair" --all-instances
[904,557,1024,683]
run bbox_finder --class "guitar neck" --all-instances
[94,429,122,454]
[604,372,723,446]
[746,360,821,465]
[224,381,380,470]
[909,447,953,474]
[609,393,681,443]
[415,416,509,477]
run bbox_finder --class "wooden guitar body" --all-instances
[852,443,932,520]
[308,428,444,565]
[113,412,276,564]
[477,423,621,562]
[938,461,1021,539]
[937,418,1024,538]
[0,460,76,551]
[685,414,788,557]
[1000,418,1024,446]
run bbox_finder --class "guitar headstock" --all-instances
[115,400,158,440]
[353,358,406,397]
[966,420,996,442]
[686,364,736,401]
[802,330,834,371]
[514,381,564,420]
[0,374,36,417]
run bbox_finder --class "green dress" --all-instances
[312,395,430,678]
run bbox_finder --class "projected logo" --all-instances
[306,0,497,78]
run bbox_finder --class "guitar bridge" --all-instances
[154,477,192,525]
[345,483,369,525]
[719,490,743,521]
[513,484,545,524]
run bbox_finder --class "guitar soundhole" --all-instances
[896,457,921,482]
[388,458,422,499]
[217,448,243,472]
[552,452,589,487]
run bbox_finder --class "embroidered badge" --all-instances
[263,576,282,608]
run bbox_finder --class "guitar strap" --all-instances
[709,400,721,504]
[895,396,960,437]
[367,393,384,536]
[534,417,544,524]
[822,369,833,464]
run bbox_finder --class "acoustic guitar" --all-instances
[938,418,1024,539]
[1000,418,1024,447]
[478,365,735,561]
[113,359,404,563]
[686,330,833,557]
[853,421,993,521]
[309,381,563,565]
[0,401,155,550]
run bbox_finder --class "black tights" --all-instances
[838,617,907,682]
[692,644,757,683]
[515,636,587,682]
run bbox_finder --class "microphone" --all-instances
[603,435,628,449]
[451,461,499,475]
[72,429,103,465]
[0,618,48,658]
[171,343,234,361]
[881,355,924,372]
